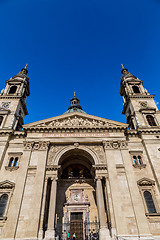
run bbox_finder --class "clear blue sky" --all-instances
[0,0,160,124]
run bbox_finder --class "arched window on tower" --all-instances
[0,116,3,127]
[0,194,8,217]
[146,115,157,126]
[144,191,157,213]
[132,86,140,93]
[9,86,17,94]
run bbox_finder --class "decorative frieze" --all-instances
[103,140,128,150]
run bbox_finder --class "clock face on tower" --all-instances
[2,102,10,109]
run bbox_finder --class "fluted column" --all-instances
[96,177,110,240]
[45,177,57,240]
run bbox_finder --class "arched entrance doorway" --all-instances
[55,149,99,240]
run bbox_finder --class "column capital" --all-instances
[50,176,58,182]
[95,176,103,181]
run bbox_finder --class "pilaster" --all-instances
[15,141,50,239]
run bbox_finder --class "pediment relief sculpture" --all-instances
[24,113,127,130]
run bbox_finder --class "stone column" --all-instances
[104,176,116,237]
[45,176,57,240]
[38,177,48,239]
[96,177,110,240]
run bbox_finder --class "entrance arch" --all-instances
[44,146,109,240]
[55,148,99,240]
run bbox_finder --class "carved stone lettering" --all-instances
[33,141,50,151]
[103,140,128,150]
[24,141,34,151]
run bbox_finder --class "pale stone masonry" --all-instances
[0,65,160,240]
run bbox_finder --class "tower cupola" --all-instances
[120,65,160,129]
[0,65,30,130]
[65,92,85,114]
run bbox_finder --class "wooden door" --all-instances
[70,212,83,240]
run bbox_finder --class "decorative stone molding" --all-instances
[89,145,105,163]
[0,180,15,189]
[74,142,79,148]
[59,179,94,184]
[137,177,155,186]
[92,165,107,171]
[33,141,50,151]
[103,140,128,150]
[48,145,66,165]
[46,165,61,172]
[5,166,19,171]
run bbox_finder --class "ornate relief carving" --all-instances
[48,145,64,164]
[34,116,121,129]
[89,145,105,163]
[0,180,15,189]
[33,141,50,151]
[103,140,128,150]
[74,142,79,148]
[137,178,155,186]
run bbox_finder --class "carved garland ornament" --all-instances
[103,140,128,150]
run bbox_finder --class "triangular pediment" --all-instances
[137,178,155,186]
[23,112,127,130]
[0,180,15,189]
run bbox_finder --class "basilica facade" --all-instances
[0,65,160,240]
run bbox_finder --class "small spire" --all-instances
[24,64,28,69]
[21,64,28,75]
[74,91,76,97]
[121,64,125,69]
[121,64,128,75]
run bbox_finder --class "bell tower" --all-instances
[120,65,160,129]
[0,65,30,130]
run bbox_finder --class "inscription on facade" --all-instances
[42,132,110,138]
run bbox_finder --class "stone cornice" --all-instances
[138,127,160,135]
[92,164,107,170]
[0,129,13,136]
[46,165,61,171]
